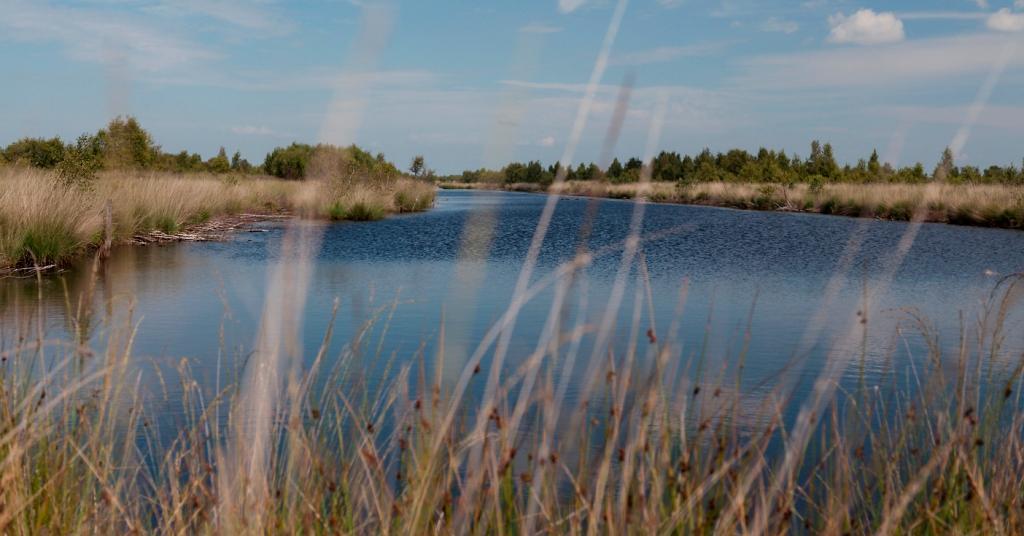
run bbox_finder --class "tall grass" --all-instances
[442,180,1024,229]
[2,247,1023,533]
[0,167,435,269]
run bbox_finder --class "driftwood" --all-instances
[1,212,291,277]
[130,211,289,245]
[0,264,60,279]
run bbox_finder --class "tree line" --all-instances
[0,117,410,183]
[441,142,1024,186]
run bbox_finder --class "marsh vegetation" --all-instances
[0,118,435,271]
[440,143,1024,229]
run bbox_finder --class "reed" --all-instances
[441,180,1024,229]
[0,167,435,270]
[2,245,1023,533]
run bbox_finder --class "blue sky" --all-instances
[2,0,1024,173]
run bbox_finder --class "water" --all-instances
[3,189,1024,434]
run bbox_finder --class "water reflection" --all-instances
[2,190,1023,438]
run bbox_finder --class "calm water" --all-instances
[3,189,1024,432]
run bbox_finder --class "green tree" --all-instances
[606,158,623,180]
[229,151,251,173]
[3,137,65,168]
[99,116,158,169]
[208,147,231,173]
[933,147,955,182]
[868,149,881,179]
[652,151,682,182]
[56,134,103,185]
[503,162,526,184]
[264,143,314,179]
[409,155,425,177]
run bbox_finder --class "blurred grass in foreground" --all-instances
[1,255,1023,534]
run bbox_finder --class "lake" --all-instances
[3,189,1024,436]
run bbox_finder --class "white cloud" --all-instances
[558,0,586,14]
[0,0,216,72]
[739,33,1024,89]
[611,43,725,65]
[519,22,563,34]
[231,125,276,136]
[973,0,990,9]
[760,17,799,34]
[1016,0,1024,9]
[538,136,556,147]
[827,9,905,45]
[988,8,1024,32]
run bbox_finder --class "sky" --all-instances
[2,0,1024,174]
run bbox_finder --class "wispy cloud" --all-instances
[231,125,278,136]
[499,80,598,93]
[558,0,587,14]
[739,33,1024,89]
[518,22,562,34]
[760,17,799,34]
[152,68,438,92]
[827,9,905,45]
[875,104,1024,130]
[611,42,727,65]
[0,0,217,72]
[147,0,294,34]
[898,11,987,21]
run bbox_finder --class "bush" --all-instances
[394,190,431,212]
[19,223,82,265]
[207,147,231,174]
[326,203,346,221]
[3,137,65,168]
[56,134,103,186]
[345,201,385,221]
[264,143,314,179]
[99,116,159,169]
[807,175,826,194]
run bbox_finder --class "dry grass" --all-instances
[443,180,1024,229]
[3,173,1023,534]
[2,264,1024,534]
[0,167,435,269]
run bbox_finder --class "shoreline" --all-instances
[0,169,437,275]
[0,210,293,278]
[438,180,1024,230]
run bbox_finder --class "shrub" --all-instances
[56,134,103,186]
[264,143,314,179]
[99,116,159,169]
[394,189,431,213]
[3,137,65,168]
[807,175,826,194]
[19,223,81,265]
[208,147,231,174]
[345,201,385,221]
[326,203,347,221]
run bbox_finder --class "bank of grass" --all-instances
[0,167,435,269]
[2,267,1024,534]
[441,180,1024,229]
